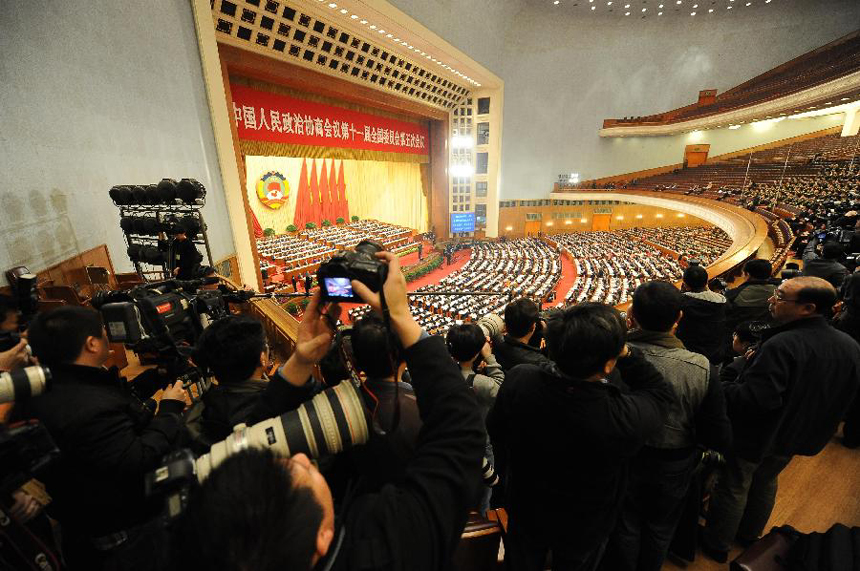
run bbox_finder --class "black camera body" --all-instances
[317,239,388,302]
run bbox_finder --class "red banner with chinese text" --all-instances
[231,85,429,155]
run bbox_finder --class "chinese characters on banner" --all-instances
[230,84,429,155]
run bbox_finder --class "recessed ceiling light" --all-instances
[339,8,347,13]
[708,7,713,11]
[624,3,630,6]
[658,3,663,6]
[607,1,612,4]
[368,24,376,29]
[360,19,367,24]
[592,5,596,9]
[727,5,732,7]
[327,2,336,7]
[350,14,358,18]
[691,11,696,15]
[658,10,663,14]
[386,33,393,37]
[842,97,851,101]
[377,29,385,33]
[676,0,682,4]
[693,3,698,6]
[625,11,630,15]
[746,1,751,5]
[553,0,559,3]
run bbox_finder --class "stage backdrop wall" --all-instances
[245,156,429,234]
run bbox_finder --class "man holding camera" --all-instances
[15,306,188,570]
[173,252,485,571]
[492,297,552,371]
[487,303,673,571]
[170,227,203,280]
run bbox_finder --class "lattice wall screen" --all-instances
[211,0,471,110]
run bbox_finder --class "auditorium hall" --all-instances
[2,1,860,569]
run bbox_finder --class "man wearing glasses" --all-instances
[701,277,860,562]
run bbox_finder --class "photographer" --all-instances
[492,298,551,371]
[170,227,203,280]
[173,252,485,571]
[14,306,188,570]
[724,260,777,329]
[487,303,673,571]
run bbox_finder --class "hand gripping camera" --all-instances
[317,240,388,303]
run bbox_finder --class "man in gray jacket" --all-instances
[447,322,505,513]
[603,281,732,571]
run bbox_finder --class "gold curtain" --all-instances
[245,156,429,233]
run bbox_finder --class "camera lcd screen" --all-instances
[324,277,354,298]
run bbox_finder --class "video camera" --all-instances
[91,277,256,399]
[0,420,60,497]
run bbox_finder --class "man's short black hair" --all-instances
[504,298,539,338]
[446,323,485,362]
[27,306,104,366]
[196,315,266,383]
[173,448,322,571]
[0,294,17,320]
[683,265,709,290]
[546,303,626,379]
[744,259,773,280]
[795,280,838,315]
[631,281,683,332]
[821,241,844,260]
[352,313,402,378]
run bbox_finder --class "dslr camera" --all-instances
[317,239,388,302]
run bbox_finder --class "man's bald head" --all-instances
[782,277,837,317]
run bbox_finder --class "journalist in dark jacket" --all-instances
[602,282,732,571]
[802,238,849,289]
[676,265,728,364]
[18,306,189,570]
[725,260,777,329]
[487,303,673,571]
[702,277,860,561]
[173,255,485,571]
[491,297,552,371]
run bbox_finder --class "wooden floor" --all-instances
[663,426,860,570]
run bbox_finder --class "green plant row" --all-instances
[402,252,442,283]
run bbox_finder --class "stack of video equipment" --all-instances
[110,179,211,281]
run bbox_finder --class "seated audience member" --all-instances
[492,298,551,371]
[676,264,727,363]
[725,260,777,328]
[719,321,761,384]
[189,313,328,449]
[487,303,673,571]
[16,306,188,571]
[702,277,860,562]
[0,293,20,332]
[802,239,849,289]
[603,282,731,571]
[172,252,484,571]
[446,323,505,512]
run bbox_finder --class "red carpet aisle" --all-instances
[545,251,578,309]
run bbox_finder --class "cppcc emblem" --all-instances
[256,171,289,210]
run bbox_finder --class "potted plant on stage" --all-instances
[263,228,276,237]
[322,219,331,227]
[286,224,297,234]
[336,217,345,225]
[351,215,359,222]
[305,222,317,230]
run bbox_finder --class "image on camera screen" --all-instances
[324,277,354,298]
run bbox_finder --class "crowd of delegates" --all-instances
[733,161,860,212]
[552,231,683,306]
[256,234,336,269]
[5,236,860,571]
[619,226,733,265]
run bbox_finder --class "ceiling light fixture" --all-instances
[350,14,357,18]
[625,11,631,15]
[360,19,367,24]
[592,5,596,9]
[658,10,663,14]
[327,2,336,7]
[369,24,376,29]
[339,8,347,13]
[691,11,696,15]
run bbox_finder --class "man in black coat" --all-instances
[802,239,849,289]
[676,264,728,363]
[701,277,860,562]
[18,306,189,570]
[171,228,203,280]
[491,297,552,371]
[487,303,673,571]
[173,252,484,571]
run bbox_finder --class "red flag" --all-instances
[338,160,349,221]
[319,160,332,224]
[293,159,309,228]
[250,208,264,238]
[327,159,338,223]
[309,159,320,225]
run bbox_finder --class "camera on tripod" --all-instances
[317,239,388,302]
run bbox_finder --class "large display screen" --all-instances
[450,212,476,233]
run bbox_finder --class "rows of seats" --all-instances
[551,232,683,306]
[617,226,732,265]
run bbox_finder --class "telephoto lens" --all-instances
[476,313,503,339]
[195,380,370,481]
[0,366,52,404]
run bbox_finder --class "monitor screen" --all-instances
[323,277,354,299]
[450,212,476,233]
